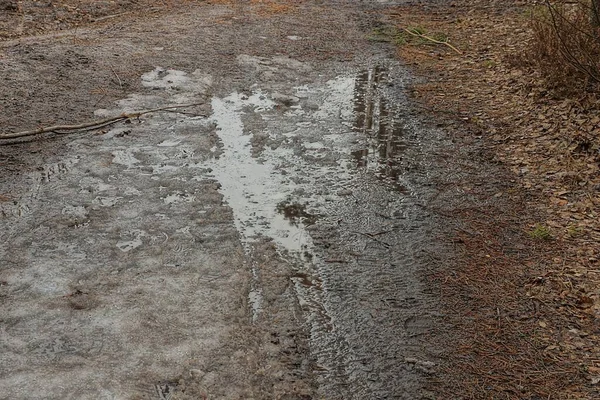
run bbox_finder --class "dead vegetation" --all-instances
[0,103,206,144]
[386,0,600,398]
[529,0,600,94]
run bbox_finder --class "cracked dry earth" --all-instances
[1,1,457,399]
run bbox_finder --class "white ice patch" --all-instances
[116,230,146,252]
[116,238,143,252]
[141,68,191,90]
[94,182,114,192]
[124,187,142,196]
[151,165,180,174]
[140,68,212,101]
[101,127,132,139]
[157,139,182,147]
[304,142,325,150]
[163,192,196,205]
[112,150,140,169]
[92,196,122,207]
[208,91,312,254]
[61,205,88,218]
[314,76,356,122]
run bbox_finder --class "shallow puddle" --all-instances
[208,92,313,254]
[208,90,315,321]
[203,62,440,398]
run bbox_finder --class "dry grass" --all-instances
[386,0,600,398]
[529,0,600,94]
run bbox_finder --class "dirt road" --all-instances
[1,1,453,398]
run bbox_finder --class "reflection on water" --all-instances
[351,65,407,191]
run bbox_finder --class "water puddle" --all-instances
[314,76,356,122]
[208,91,314,321]
[207,65,412,326]
[208,92,312,254]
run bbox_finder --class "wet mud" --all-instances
[277,201,318,227]
[1,1,452,399]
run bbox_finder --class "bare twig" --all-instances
[403,27,463,55]
[351,230,392,248]
[91,12,131,23]
[0,102,205,142]
[109,65,123,89]
[544,0,600,84]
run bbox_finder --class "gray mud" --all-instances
[1,2,450,399]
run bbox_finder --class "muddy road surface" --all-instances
[1,2,452,399]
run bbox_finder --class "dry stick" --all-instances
[0,116,129,140]
[0,103,205,141]
[545,0,600,84]
[403,28,463,55]
[109,65,123,89]
[91,12,131,23]
[351,231,392,248]
[161,109,207,117]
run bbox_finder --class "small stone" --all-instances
[189,369,205,378]
[271,92,299,107]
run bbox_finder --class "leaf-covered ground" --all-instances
[384,0,600,398]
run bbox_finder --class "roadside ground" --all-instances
[0,0,298,39]
[380,0,600,398]
[0,0,202,39]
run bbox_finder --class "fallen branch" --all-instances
[110,64,123,89]
[351,230,392,248]
[91,12,131,23]
[403,28,463,55]
[0,102,205,141]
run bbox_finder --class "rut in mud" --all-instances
[1,2,453,399]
